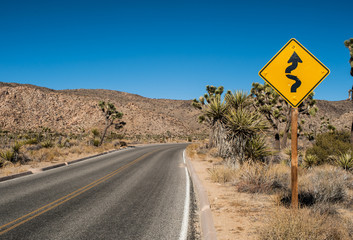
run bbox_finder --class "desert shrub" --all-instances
[93,139,100,147]
[310,203,338,216]
[25,138,39,145]
[60,139,71,148]
[41,140,54,148]
[186,143,199,159]
[26,144,42,151]
[306,167,347,203]
[0,150,14,162]
[119,141,127,147]
[236,162,289,194]
[208,166,237,184]
[12,142,22,155]
[280,166,349,207]
[306,131,352,165]
[259,208,353,240]
[91,129,100,137]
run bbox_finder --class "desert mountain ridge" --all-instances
[0,82,206,137]
[0,82,352,137]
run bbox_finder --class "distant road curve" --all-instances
[0,143,194,240]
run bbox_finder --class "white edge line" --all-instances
[179,150,190,240]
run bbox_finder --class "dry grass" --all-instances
[208,165,237,184]
[236,162,289,194]
[0,141,123,177]
[259,207,353,240]
[280,165,353,207]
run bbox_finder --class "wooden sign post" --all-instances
[291,107,298,208]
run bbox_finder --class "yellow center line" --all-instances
[0,150,158,235]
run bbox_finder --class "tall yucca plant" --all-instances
[192,86,227,149]
[226,109,268,165]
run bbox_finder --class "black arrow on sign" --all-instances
[285,51,302,73]
[285,51,302,93]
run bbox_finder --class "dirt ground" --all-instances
[187,150,275,240]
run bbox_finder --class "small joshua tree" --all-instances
[98,101,125,146]
[344,38,353,146]
[344,38,353,77]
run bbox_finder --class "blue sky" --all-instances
[0,0,352,100]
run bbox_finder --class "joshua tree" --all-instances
[192,85,227,149]
[98,101,125,146]
[344,38,353,77]
[251,82,317,152]
[344,38,353,146]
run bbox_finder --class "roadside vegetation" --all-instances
[190,85,353,239]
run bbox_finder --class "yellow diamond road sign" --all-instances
[259,38,330,108]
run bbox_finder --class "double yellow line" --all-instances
[0,150,157,235]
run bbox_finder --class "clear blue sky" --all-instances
[0,0,352,100]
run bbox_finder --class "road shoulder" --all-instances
[186,144,274,240]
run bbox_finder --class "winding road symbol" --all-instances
[285,51,302,93]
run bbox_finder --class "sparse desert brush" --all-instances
[185,143,199,158]
[259,207,353,240]
[236,162,289,194]
[41,140,54,148]
[208,165,237,184]
[303,166,348,203]
[30,148,58,162]
[280,165,350,207]
[69,146,84,155]
[0,149,14,162]
[25,138,39,145]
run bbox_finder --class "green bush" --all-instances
[306,131,352,165]
[0,150,14,162]
[12,142,23,154]
[25,138,39,145]
[92,129,100,137]
[41,140,54,148]
[93,139,100,147]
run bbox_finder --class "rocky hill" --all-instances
[0,82,206,137]
[0,82,352,137]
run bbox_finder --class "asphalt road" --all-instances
[0,143,194,240]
